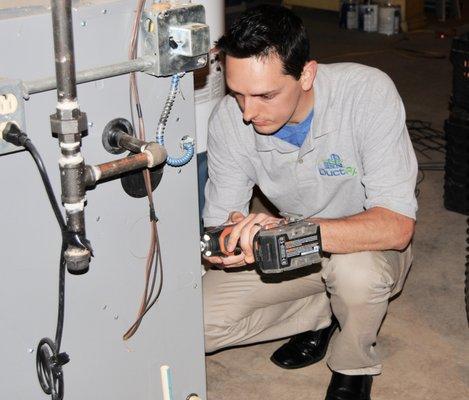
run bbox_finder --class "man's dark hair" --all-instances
[216,4,309,80]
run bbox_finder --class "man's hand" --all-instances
[204,211,284,269]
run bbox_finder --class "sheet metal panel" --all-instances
[0,1,206,399]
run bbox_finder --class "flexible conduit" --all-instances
[156,73,195,167]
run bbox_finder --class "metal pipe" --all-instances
[85,153,151,187]
[24,58,153,96]
[115,131,150,154]
[85,142,167,187]
[50,0,91,273]
[51,0,76,103]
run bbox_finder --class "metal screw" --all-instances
[102,9,108,14]
[193,283,198,289]
[197,57,206,66]
[177,168,182,174]
[114,314,119,320]
[80,20,87,27]
[96,216,101,222]
[88,122,94,128]
[102,304,107,310]
[176,117,180,122]
[28,348,34,354]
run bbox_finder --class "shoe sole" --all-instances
[269,351,328,369]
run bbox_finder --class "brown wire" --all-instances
[123,0,164,341]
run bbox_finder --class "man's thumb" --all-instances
[228,211,244,223]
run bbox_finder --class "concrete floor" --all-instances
[205,8,469,400]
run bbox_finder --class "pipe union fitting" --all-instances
[50,111,88,138]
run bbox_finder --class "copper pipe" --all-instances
[86,153,149,186]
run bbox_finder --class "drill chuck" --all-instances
[200,225,241,257]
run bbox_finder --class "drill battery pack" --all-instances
[253,219,322,274]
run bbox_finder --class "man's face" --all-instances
[225,53,313,135]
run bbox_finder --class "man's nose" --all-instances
[242,97,258,122]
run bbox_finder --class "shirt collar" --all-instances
[254,132,298,153]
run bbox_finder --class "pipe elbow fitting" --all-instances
[144,142,167,167]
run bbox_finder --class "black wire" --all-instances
[24,141,66,230]
[26,139,69,400]
[23,139,68,349]
[54,245,67,351]
[3,126,69,400]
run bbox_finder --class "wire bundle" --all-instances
[124,0,164,340]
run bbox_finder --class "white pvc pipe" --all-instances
[160,365,174,400]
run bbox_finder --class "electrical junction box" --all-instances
[141,3,210,76]
[0,78,26,155]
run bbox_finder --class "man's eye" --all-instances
[261,94,274,100]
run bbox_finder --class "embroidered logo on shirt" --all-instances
[318,154,357,177]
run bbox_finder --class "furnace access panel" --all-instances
[0,1,206,399]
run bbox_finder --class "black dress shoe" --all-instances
[325,372,372,400]
[270,318,338,369]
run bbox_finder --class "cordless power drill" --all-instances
[200,219,322,274]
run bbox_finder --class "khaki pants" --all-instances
[203,246,412,375]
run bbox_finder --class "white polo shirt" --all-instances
[203,63,418,227]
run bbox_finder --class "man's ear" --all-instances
[300,61,318,91]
